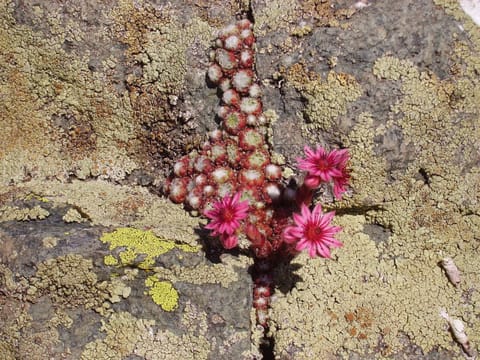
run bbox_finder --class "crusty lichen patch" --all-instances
[151,261,240,288]
[0,1,138,185]
[62,207,87,223]
[80,311,155,360]
[270,215,478,358]
[81,302,212,360]
[286,65,362,135]
[27,254,117,315]
[9,179,205,246]
[100,227,198,269]
[0,205,50,221]
[0,0,216,187]
[273,1,480,357]
[145,276,179,311]
[254,0,354,37]
[111,0,212,95]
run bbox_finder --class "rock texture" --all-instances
[1,0,479,359]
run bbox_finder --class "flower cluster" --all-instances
[164,19,351,327]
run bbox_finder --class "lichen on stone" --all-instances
[269,215,472,358]
[42,236,59,248]
[275,2,480,356]
[144,276,179,311]
[152,262,239,288]
[0,1,138,185]
[110,0,212,95]
[134,301,211,360]
[62,207,87,223]
[27,254,114,314]
[81,302,212,360]
[13,179,204,246]
[286,66,362,135]
[0,205,50,221]
[81,311,155,360]
[100,227,199,269]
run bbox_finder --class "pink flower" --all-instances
[204,192,249,236]
[219,233,238,249]
[283,203,342,258]
[333,168,350,199]
[297,146,349,185]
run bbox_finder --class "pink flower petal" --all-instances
[285,202,343,259]
[204,192,249,239]
[220,234,238,249]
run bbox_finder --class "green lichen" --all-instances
[103,254,119,266]
[145,276,179,311]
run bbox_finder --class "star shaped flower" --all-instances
[298,146,349,185]
[283,203,342,258]
[204,192,249,248]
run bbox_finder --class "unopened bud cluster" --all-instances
[164,19,283,227]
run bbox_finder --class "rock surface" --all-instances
[1,0,479,359]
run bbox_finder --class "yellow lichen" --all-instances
[175,243,201,253]
[101,227,182,269]
[144,276,179,311]
[103,254,119,266]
